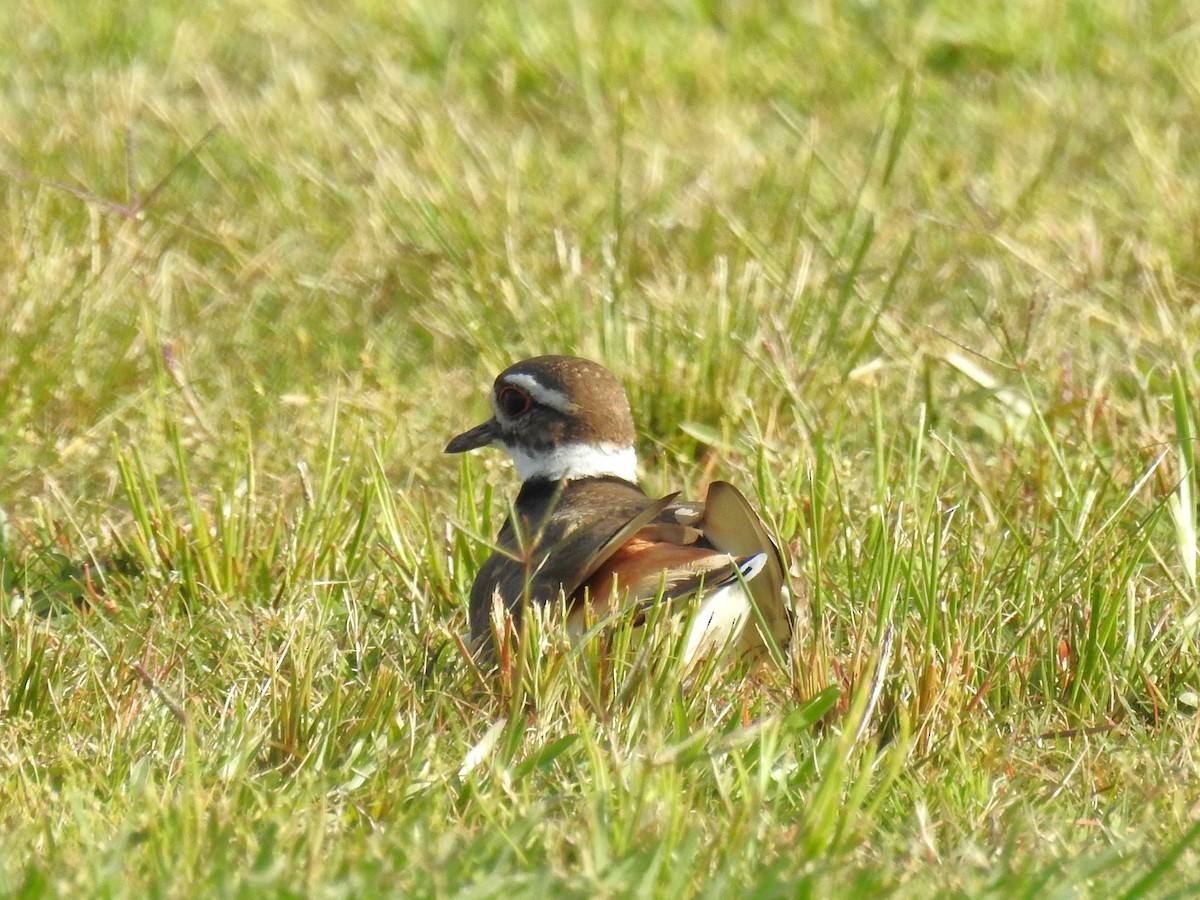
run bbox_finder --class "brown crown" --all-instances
[494,356,636,449]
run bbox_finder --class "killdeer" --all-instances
[445,355,793,666]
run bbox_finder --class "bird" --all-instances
[445,355,793,667]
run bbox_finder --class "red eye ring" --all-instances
[497,385,532,417]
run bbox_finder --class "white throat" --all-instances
[506,441,638,483]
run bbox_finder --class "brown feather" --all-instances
[696,481,792,656]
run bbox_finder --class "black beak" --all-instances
[445,418,500,453]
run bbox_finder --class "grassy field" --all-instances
[3,0,1200,895]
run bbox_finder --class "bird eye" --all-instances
[497,385,532,417]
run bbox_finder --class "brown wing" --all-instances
[558,492,681,597]
[696,481,793,656]
[569,537,738,629]
[468,489,679,641]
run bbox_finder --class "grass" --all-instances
[2,0,1200,894]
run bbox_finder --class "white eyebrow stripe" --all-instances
[505,441,637,482]
[501,373,576,414]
